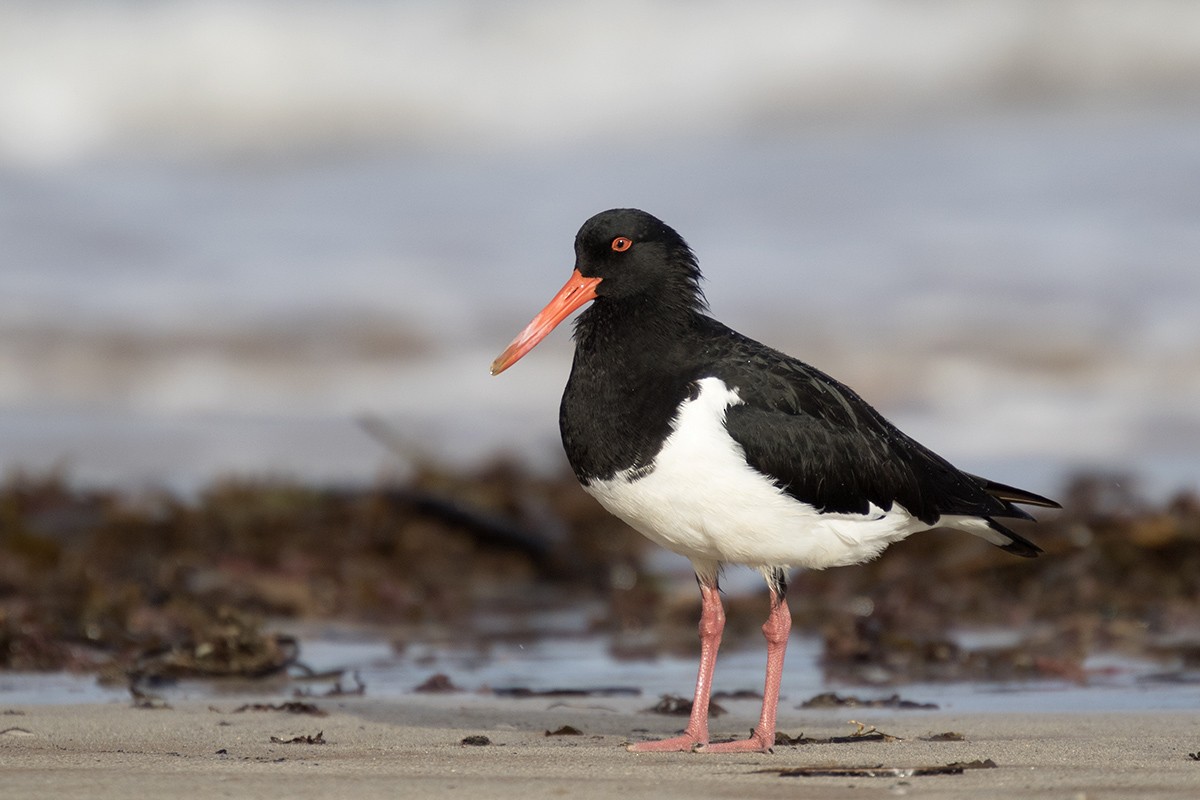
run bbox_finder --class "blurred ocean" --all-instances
[1,0,1198,495]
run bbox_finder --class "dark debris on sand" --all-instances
[544,725,583,736]
[800,692,937,710]
[460,735,491,746]
[768,759,997,778]
[231,702,327,716]
[413,673,464,693]
[645,693,727,717]
[1,466,1199,688]
[775,720,900,745]
[270,731,325,745]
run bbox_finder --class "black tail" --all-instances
[971,475,1059,558]
[974,475,1061,510]
[986,517,1043,558]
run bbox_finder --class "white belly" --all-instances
[583,377,931,575]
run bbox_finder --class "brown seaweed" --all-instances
[644,693,727,717]
[460,735,491,746]
[232,701,327,716]
[1,468,1199,689]
[775,721,901,746]
[270,732,325,744]
[545,725,583,736]
[800,692,937,709]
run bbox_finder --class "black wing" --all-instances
[696,319,1056,527]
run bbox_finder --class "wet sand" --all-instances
[3,695,1198,799]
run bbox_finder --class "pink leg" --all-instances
[627,581,724,752]
[699,589,791,753]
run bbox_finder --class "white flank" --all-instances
[584,377,933,575]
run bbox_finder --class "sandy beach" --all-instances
[3,693,1198,799]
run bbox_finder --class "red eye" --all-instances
[611,236,632,252]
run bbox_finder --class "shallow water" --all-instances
[3,632,1195,715]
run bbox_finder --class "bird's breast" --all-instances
[558,348,695,483]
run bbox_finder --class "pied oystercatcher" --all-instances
[491,208,1059,753]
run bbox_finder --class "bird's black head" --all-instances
[574,209,706,312]
[490,209,705,375]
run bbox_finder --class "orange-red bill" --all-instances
[490,270,601,375]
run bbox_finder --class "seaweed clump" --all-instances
[806,474,1200,683]
[0,460,644,678]
[1,466,1198,686]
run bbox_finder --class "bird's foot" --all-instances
[694,728,774,754]
[626,733,707,753]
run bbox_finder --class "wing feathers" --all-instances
[698,318,1057,554]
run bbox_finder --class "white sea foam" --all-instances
[2,0,1200,163]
